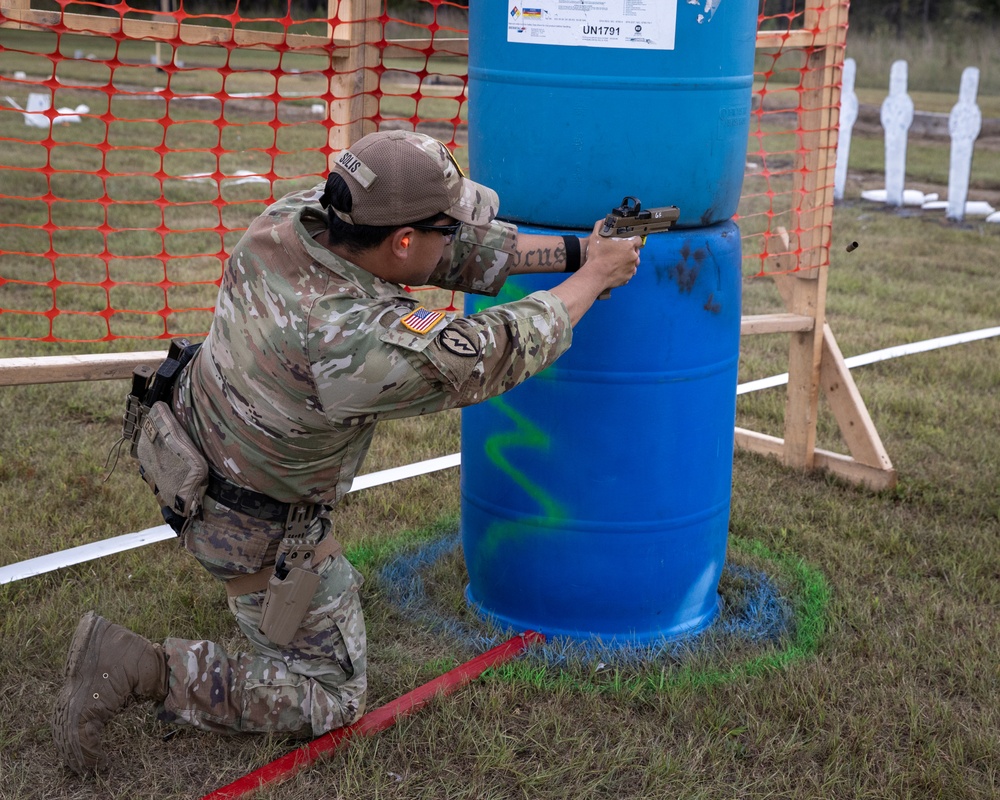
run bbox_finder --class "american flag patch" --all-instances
[400,307,446,335]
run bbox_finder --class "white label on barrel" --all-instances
[507,1,678,50]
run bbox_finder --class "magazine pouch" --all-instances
[136,400,209,521]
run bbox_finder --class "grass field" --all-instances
[845,26,1000,96]
[1,196,998,798]
[2,197,999,799]
[1,17,1000,800]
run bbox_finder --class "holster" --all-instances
[257,535,341,646]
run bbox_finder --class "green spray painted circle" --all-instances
[350,518,830,696]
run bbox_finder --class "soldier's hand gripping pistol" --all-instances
[597,196,680,299]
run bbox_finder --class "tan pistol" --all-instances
[598,196,680,298]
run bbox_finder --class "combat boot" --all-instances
[52,611,168,774]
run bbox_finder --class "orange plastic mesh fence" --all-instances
[0,0,847,343]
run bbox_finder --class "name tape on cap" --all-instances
[336,150,378,189]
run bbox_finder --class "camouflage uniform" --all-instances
[162,183,572,736]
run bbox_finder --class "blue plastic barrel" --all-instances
[460,221,742,643]
[467,2,758,229]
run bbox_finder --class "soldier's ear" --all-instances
[391,227,415,259]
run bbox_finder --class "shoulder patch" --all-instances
[400,306,447,335]
[439,328,479,358]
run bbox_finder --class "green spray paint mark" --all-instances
[353,523,830,697]
[468,397,568,577]
[482,397,565,521]
[480,536,830,696]
[468,280,530,313]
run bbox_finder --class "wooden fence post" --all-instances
[329,0,382,157]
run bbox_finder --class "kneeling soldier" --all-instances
[54,130,641,773]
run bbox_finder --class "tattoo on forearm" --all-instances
[513,241,567,271]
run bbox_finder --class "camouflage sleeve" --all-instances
[267,182,326,215]
[425,219,518,296]
[312,290,571,424]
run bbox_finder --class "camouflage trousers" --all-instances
[159,498,367,737]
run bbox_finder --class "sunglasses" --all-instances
[410,220,462,241]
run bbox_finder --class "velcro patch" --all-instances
[142,414,157,442]
[439,329,478,358]
[400,307,447,335]
[335,150,378,189]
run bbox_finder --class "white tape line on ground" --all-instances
[2,328,998,585]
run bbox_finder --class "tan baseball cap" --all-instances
[330,131,499,227]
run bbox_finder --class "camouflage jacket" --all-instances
[174,184,572,506]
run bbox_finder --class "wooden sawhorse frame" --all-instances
[735,0,896,491]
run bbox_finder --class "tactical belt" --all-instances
[207,470,316,524]
[205,470,339,598]
[224,532,342,598]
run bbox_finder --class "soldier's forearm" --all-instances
[508,233,588,275]
[548,270,606,327]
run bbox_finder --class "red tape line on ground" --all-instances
[200,630,545,800]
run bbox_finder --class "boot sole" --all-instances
[52,611,107,774]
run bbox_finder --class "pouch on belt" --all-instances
[136,400,209,521]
